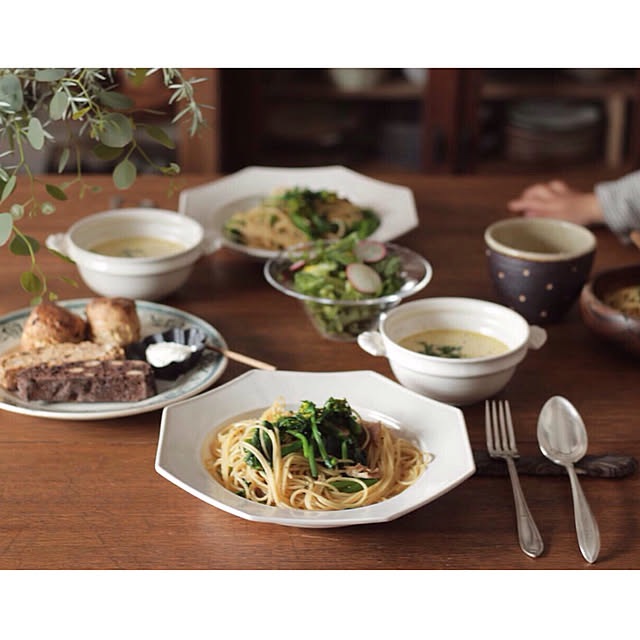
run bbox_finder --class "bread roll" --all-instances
[20,302,87,351]
[86,297,141,346]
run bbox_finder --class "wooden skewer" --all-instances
[205,343,276,371]
[630,230,640,251]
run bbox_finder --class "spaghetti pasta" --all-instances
[223,187,379,250]
[204,398,429,510]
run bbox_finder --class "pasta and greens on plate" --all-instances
[223,187,380,250]
[205,397,429,510]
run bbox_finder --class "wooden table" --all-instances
[1,172,638,570]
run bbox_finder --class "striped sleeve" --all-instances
[595,170,640,235]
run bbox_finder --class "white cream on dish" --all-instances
[145,342,198,368]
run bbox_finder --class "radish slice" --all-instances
[346,263,382,294]
[289,259,306,272]
[354,240,386,263]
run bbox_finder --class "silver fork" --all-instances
[485,400,544,558]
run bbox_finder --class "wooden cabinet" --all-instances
[423,69,640,173]
[177,68,640,175]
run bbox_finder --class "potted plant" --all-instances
[0,68,209,301]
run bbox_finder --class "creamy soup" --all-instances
[90,236,185,258]
[399,329,509,359]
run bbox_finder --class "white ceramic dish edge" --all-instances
[178,165,419,260]
[155,369,475,528]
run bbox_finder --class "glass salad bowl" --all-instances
[264,237,433,341]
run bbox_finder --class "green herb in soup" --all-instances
[419,342,463,358]
[400,329,509,359]
[90,236,185,258]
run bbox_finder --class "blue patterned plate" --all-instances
[0,299,228,420]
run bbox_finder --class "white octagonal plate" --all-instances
[155,369,475,528]
[178,165,419,260]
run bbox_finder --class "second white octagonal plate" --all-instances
[178,165,419,260]
[155,369,474,528]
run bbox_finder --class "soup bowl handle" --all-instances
[45,232,71,256]
[528,325,548,350]
[202,232,224,256]
[357,331,387,357]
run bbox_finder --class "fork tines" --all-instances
[485,399,519,458]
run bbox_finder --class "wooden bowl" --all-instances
[579,264,640,356]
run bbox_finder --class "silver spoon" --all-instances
[537,396,600,563]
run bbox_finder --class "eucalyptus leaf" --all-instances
[129,68,151,87]
[10,234,40,256]
[35,68,66,82]
[49,90,68,120]
[0,212,13,246]
[92,143,123,161]
[113,159,137,190]
[20,271,43,295]
[48,291,58,301]
[98,90,135,110]
[0,74,23,112]
[48,247,75,264]
[27,117,45,150]
[58,148,70,173]
[56,274,78,287]
[1,175,16,202]
[72,105,91,120]
[99,113,133,148]
[144,124,175,149]
[45,184,67,201]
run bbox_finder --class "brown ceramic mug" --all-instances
[484,218,596,323]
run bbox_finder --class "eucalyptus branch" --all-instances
[0,67,209,300]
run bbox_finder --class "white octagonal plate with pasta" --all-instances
[155,369,475,528]
[178,165,419,260]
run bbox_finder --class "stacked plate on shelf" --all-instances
[505,100,602,163]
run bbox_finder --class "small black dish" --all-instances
[125,327,208,380]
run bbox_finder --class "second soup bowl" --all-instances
[357,297,547,405]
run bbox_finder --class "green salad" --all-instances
[284,234,405,339]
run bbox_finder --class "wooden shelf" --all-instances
[264,80,423,101]
[482,77,639,100]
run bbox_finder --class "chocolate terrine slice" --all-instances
[16,359,157,403]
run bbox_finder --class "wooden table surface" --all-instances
[1,172,638,570]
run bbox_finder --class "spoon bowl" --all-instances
[537,395,600,563]
[537,396,589,465]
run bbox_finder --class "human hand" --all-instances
[507,180,604,226]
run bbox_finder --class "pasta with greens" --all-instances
[223,187,380,250]
[205,397,429,510]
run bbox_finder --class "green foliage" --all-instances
[45,183,67,200]
[9,234,39,255]
[99,112,133,148]
[113,159,137,190]
[0,212,12,245]
[0,67,210,300]
[20,270,42,294]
